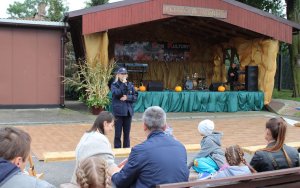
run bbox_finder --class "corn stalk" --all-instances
[65,59,115,109]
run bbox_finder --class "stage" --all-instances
[109,91,264,113]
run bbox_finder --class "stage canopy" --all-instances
[65,0,300,104]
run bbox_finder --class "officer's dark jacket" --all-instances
[111,80,138,116]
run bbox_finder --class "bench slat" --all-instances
[43,145,200,162]
[242,142,300,155]
[156,167,300,188]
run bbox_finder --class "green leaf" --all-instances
[64,58,115,109]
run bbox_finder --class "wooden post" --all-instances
[28,155,44,179]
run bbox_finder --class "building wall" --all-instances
[0,27,62,106]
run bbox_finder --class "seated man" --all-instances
[0,127,55,188]
[110,106,189,188]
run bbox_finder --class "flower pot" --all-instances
[91,106,104,115]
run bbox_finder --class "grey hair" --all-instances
[142,106,166,130]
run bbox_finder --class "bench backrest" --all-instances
[156,167,300,188]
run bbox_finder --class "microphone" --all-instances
[123,78,128,86]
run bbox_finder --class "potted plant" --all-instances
[65,58,115,115]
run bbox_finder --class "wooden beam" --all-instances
[43,144,201,162]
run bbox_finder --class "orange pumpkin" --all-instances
[139,85,146,92]
[218,85,225,92]
[175,86,182,92]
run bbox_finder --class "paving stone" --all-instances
[16,115,300,160]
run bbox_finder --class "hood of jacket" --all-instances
[0,158,20,185]
[204,131,223,146]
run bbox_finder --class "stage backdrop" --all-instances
[83,31,278,105]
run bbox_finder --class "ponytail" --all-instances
[262,118,287,152]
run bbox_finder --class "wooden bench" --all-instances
[43,144,200,162]
[156,167,300,188]
[242,142,300,155]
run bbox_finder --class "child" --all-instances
[76,156,110,188]
[188,119,226,180]
[213,145,256,179]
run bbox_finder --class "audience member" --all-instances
[76,156,110,188]
[250,117,299,172]
[110,106,189,187]
[213,145,255,178]
[71,111,117,184]
[188,119,226,180]
[0,127,55,188]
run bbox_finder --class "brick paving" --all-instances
[17,115,300,160]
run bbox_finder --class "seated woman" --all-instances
[213,145,255,178]
[71,111,117,184]
[76,156,110,188]
[250,117,299,172]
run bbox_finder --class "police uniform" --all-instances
[111,68,138,148]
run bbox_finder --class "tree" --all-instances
[85,0,109,8]
[237,0,284,16]
[7,0,39,18]
[47,0,68,21]
[286,0,300,97]
[7,0,68,21]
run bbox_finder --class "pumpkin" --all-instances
[175,86,182,92]
[134,86,139,91]
[218,85,225,92]
[139,85,146,92]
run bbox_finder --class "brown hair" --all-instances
[263,117,287,152]
[225,145,256,173]
[262,117,293,167]
[0,127,31,162]
[88,111,115,134]
[76,156,110,188]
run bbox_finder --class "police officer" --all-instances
[111,67,138,148]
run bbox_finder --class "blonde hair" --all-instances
[76,156,110,188]
[225,145,256,173]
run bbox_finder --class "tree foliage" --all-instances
[237,0,284,17]
[47,0,68,21]
[85,0,109,8]
[7,0,68,21]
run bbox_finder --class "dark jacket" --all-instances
[227,67,239,83]
[111,130,189,188]
[111,80,137,116]
[0,158,54,188]
[250,142,300,172]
